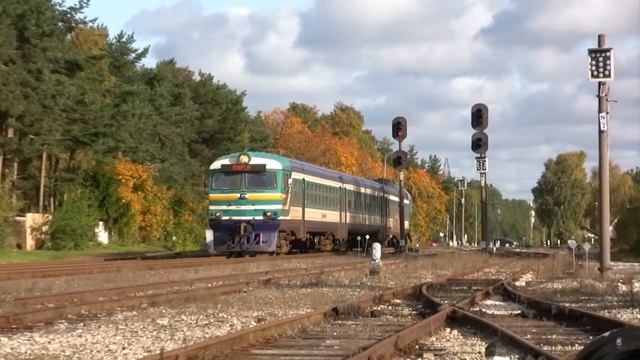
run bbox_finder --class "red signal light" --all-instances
[392,117,407,141]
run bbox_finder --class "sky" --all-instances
[85,0,640,201]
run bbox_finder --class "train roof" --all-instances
[210,151,410,199]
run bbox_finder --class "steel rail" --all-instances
[11,258,381,308]
[1,258,408,329]
[0,252,337,281]
[140,261,496,360]
[141,284,423,360]
[347,265,529,360]
[502,281,640,333]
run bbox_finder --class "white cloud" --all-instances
[123,0,640,200]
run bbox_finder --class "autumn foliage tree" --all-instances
[404,168,447,244]
[113,155,173,243]
[263,104,447,244]
[262,107,383,178]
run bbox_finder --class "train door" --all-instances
[301,178,306,241]
[339,186,343,242]
[339,185,349,245]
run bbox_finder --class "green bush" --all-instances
[161,196,206,251]
[615,206,640,255]
[49,190,100,250]
[85,162,139,244]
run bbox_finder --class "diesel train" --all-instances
[207,151,411,255]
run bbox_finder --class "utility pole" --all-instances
[588,34,613,277]
[461,189,465,246]
[474,197,478,246]
[529,207,535,247]
[480,171,488,247]
[457,178,467,246]
[446,215,450,244]
[7,127,17,203]
[39,147,47,213]
[452,188,457,246]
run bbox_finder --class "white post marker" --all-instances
[205,229,215,254]
[370,242,382,275]
[372,242,381,262]
[357,236,362,257]
[568,239,577,272]
[582,242,592,276]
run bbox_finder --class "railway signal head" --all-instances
[471,131,488,155]
[392,116,407,141]
[392,150,408,170]
[587,48,614,81]
[471,103,488,131]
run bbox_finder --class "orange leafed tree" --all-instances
[113,155,173,242]
[263,107,446,244]
[404,168,448,244]
[263,109,383,179]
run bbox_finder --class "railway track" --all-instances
[1,257,412,329]
[416,277,639,359]
[141,258,640,360]
[228,298,425,359]
[139,262,511,360]
[0,252,337,281]
[517,277,639,324]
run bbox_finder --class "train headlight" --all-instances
[214,211,222,219]
[238,153,250,164]
[263,210,273,218]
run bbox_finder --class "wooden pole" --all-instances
[39,148,47,213]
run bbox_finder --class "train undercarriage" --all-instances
[211,218,397,256]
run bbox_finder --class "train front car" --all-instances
[207,152,289,256]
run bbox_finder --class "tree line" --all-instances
[0,0,452,249]
[0,0,268,249]
[532,151,640,253]
[2,1,636,254]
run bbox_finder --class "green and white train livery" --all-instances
[207,151,411,255]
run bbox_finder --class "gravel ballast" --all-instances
[0,252,528,359]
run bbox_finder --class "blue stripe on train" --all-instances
[210,219,280,253]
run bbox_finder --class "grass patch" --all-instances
[0,244,165,264]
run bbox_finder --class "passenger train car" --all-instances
[207,151,411,255]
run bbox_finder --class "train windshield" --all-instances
[211,172,242,189]
[210,171,277,190]
[246,172,276,189]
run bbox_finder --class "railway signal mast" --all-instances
[471,104,489,247]
[588,34,614,277]
[391,116,408,252]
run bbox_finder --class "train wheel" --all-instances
[276,235,290,254]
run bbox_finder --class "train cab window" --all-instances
[246,172,276,189]
[211,172,242,189]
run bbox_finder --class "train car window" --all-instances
[246,172,276,189]
[211,172,242,189]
